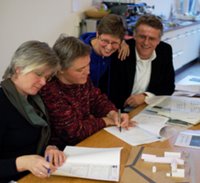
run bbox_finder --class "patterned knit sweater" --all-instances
[40,77,117,150]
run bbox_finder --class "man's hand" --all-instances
[124,93,146,107]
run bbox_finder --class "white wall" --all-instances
[0,0,93,79]
[1,0,191,79]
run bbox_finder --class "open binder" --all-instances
[53,146,122,181]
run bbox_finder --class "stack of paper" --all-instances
[53,146,122,181]
[145,95,200,125]
[174,75,200,97]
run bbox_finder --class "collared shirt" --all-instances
[131,48,156,95]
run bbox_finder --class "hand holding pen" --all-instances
[106,110,133,131]
[44,145,66,176]
[15,154,57,178]
[117,109,133,132]
[118,109,122,132]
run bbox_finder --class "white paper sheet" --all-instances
[146,96,200,125]
[105,113,169,146]
[133,113,168,136]
[175,75,200,96]
[53,146,122,181]
[175,130,200,149]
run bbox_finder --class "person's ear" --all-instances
[96,32,99,38]
[15,67,22,74]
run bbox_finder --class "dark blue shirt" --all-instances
[80,32,113,94]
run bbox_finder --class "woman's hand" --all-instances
[106,110,133,129]
[102,116,116,126]
[16,155,56,178]
[45,145,66,168]
[118,40,130,61]
[16,146,66,178]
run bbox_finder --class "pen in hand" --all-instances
[118,109,122,132]
[46,155,51,177]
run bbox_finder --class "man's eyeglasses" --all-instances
[98,36,121,48]
[135,34,160,43]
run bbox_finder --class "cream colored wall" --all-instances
[1,0,192,79]
[0,0,93,79]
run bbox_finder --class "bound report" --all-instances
[52,146,122,181]
[145,95,200,125]
[175,130,200,149]
[105,112,169,146]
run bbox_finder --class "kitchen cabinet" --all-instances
[162,22,200,70]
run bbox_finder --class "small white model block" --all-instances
[164,152,181,159]
[171,169,185,178]
[152,166,157,173]
[141,153,184,165]
[166,172,171,177]
[171,159,178,172]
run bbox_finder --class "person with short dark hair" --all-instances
[0,40,66,183]
[80,14,129,94]
[109,14,175,110]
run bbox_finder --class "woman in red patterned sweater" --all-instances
[40,35,131,150]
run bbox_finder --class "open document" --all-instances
[145,96,200,125]
[174,75,200,96]
[53,146,122,181]
[105,112,169,146]
[175,130,200,149]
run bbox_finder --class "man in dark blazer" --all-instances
[108,15,175,110]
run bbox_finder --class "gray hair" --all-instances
[134,14,164,37]
[53,34,91,69]
[3,40,60,79]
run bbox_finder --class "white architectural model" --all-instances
[141,151,185,178]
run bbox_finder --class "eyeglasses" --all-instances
[135,34,160,43]
[98,36,121,48]
[33,71,55,82]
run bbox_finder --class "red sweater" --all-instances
[40,77,117,149]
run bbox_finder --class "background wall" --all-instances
[141,0,173,19]
[1,0,199,79]
[0,0,93,79]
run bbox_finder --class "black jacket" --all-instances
[0,88,41,182]
[108,39,175,109]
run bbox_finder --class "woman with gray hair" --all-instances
[40,35,132,150]
[0,40,66,183]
